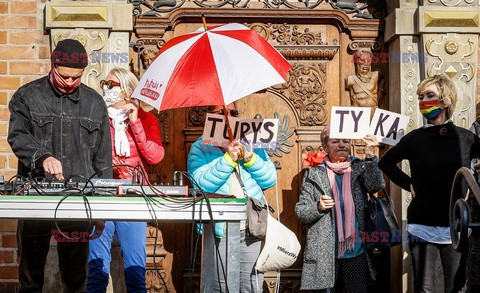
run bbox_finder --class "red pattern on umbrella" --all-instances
[132,23,292,111]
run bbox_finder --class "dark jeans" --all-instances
[18,220,90,293]
[409,240,466,293]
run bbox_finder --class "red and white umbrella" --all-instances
[132,22,292,111]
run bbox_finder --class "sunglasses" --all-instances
[100,80,121,90]
[211,109,239,117]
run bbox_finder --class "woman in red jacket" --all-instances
[87,67,164,292]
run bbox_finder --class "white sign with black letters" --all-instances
[202,114,279,150]
[329,107,408,146]
[329,106,371,139]
[369,108,408,146]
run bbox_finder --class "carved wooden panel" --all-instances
[146,225,176,292]
[131,6,386,292]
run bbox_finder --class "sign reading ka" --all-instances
[202,114,279,150]
[368,108,408,145]
[330,106,408,146]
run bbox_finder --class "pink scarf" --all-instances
[49,64,82,94]
[325,157,355,258]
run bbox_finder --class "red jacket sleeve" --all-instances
[129,108,165,165]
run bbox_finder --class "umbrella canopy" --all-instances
[132,23,292,111]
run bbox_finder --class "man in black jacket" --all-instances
[8,39,112,292]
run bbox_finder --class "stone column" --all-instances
[385,3,422,292]
[418,3,479,128]
[385,0,479,292]
[45,0,132,94]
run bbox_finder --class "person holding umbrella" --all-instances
[87,67,165,292]
[187,103,277,292]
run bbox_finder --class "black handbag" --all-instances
[233,168,273,239]
[365,189,401,249]
[246,197,269,239]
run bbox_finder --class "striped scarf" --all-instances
[325,157,355,258]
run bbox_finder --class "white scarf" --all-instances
[108,107,130,157]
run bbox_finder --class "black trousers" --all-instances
[409,240,466,293]
[333,252,368,293]
[303,253,368,293]
[18,220,90,293]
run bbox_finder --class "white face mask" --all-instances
[102,86,123,107]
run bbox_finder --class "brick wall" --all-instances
[0,220,18,291]
[0,0,50,289]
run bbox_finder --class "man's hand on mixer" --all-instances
[42,156,64,180]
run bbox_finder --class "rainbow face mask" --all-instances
[419,99,442,121]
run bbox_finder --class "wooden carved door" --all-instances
[131,6,387,292]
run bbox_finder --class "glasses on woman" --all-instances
[211,109,240,117]
[100,80,121,90]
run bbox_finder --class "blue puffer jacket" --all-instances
[187,136,277,237]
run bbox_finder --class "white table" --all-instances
[0,195,246,292]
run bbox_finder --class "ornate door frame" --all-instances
[131,3,387,292]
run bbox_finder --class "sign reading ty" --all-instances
[330,106,408,146]
[329,106,371,139]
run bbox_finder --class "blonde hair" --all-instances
[417,74,457,120]
[108,67,138,99]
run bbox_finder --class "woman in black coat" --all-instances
[379,74,480,292]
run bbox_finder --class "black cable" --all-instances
[19,165,229,291]
[128,188,170,292]
[204,192,230,293]
[146,202,170,293]
[28,172,46,195]
[12,182,31,195]
[141,170,221,292]
[187,176,198,293]
[4,174,27,184]
[53,189,92,241]
[79,164,144,198]
[133,163,147,185]
[1,174,29,195]
[179,171,230,293]
[189,179,205,293]
[84,164,171,290]
[80,164,139,193]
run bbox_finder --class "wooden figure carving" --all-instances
[141,48,158,70]
[345,50,385,116]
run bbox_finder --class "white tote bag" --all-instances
[255,213,301,272]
